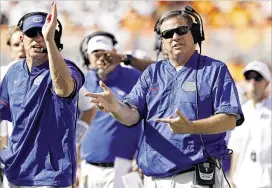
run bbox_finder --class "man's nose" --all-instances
[34,32,43,40]
[249,78,257,84]
[172,32,180,40]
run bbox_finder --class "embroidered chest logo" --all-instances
[151,87,158,92]
[182,82,197,92]
[13,80,19,84]
[260,113,269,119]
[34,75,43,85]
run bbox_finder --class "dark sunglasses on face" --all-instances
[161,26,190,39]
[245,73,264,82]
[24,28,43,38]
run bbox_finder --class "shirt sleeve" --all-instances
[78,86,94,111]
[212,64,244,126]
[0,121,8,137]
[65,60,85,98]
[0,76,11,121]
[122,66,152,119]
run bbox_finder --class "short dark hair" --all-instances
[6,25,21,46]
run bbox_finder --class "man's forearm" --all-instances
[110,101,140,126]
[130,57,154,71]
[46,39,74,97]
[191,114,236,134]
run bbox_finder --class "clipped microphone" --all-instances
[40,48,48,53]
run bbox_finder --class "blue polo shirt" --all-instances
[80,65,141,163]
[123,51,244,177]
[0,59,84,186]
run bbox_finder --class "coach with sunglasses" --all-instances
[85,7,244,188]
[0,2,84,187]
[228,61,271,188]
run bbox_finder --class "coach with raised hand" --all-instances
[0,2,84,187]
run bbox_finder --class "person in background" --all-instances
[0,2,84,187]
[78,31,142,188]
[0,25,25,151]
[0,25,25,186]
[228,61,271,188]
[85,7,244,188]
[91,45,154,72]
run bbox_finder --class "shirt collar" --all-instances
[249,96,271,110]
[164,50,200,73]
[23,60,49,74]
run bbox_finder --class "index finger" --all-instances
[155,118,174,124]
[84,92,101,98]
[51,2,57,22]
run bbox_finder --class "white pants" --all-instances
[79,161,114,188]
[144,167,224,188]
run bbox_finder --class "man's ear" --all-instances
[265,81,270,87]
[20,35,24,42]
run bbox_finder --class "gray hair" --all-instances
[154,10,193,35]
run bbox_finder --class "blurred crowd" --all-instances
[1,1,271,82]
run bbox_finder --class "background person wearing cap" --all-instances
[228,61,271,188]
[0,2,84,187]
[78,31,142,188]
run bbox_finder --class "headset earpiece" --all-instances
[17,11,63,51]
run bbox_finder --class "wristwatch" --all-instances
[122,54,134,65]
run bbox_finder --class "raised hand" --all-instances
[42,2,57,42]
[85,81,119,113]
[94,51,123,66]
[155,109,194,134]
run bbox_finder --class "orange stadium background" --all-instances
[0,1,271,85]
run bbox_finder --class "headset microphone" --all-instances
[40,48,48,53]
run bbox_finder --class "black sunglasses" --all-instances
[24,28,43,38]
[161,26,190,39]
[245,73,264,82]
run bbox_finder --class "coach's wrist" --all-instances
[111,101,122,114]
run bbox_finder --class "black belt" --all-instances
[87,162,114,167]
[177,166,195,175]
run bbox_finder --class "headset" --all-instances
[154,5,205,53]
[17,11,63,51]
[154,6,232,188]
[79,31,117,68]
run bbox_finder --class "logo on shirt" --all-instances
[13,80,19,84]
[151,87,158,92]
[34,75,43,85]
[182,82,197,92]
[261,113,269,119]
